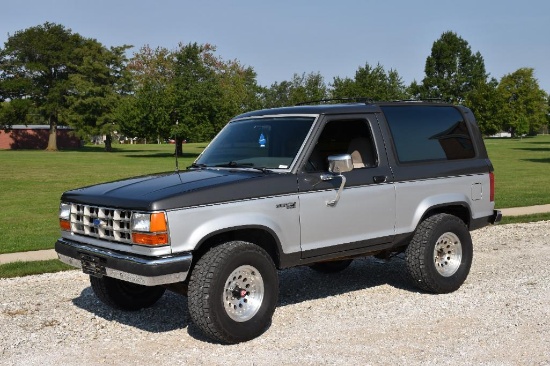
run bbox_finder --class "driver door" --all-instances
[298,115,396,258]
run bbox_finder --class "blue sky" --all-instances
[2,0,549,93]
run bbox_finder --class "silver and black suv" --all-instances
[55,101,502,343]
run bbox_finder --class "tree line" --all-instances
[1,23,548,151]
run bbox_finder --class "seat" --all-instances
[347,137,376,168]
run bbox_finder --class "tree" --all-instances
[0,22,89,150]
[290,72,328,104]
[0,99,34,129]
[261,72,328,108]
[120,43,263,154]
[216,58,262,126]
[119,45,177,144]
[260,80,292,108]
[331,62,408,101]
[497,68,548,137]
[171,43,221,151]
[464,78,504,135]
[420,31,488,103]
[67,41,132,151]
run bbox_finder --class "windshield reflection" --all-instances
[195,117,315,170]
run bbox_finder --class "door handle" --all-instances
[373,175,387,183]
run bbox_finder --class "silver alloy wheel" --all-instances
[223,265,265,322]
[433,232,462,277]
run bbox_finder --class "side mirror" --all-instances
[327,154,353,174]
[321,154,353,207]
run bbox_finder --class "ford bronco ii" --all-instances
[56,101,501,343]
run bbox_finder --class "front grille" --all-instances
[69,203,133,244]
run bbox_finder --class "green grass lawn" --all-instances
[485,135,550,208]
[0,143,205,254]
[0,259,75,278]
[0,135,549,255]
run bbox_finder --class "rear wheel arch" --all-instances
[419,203,471,228]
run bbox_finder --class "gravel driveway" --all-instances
[1,221,549,365]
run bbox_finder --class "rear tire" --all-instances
[187,241,278,344]
[405,214,473,294]
[89,276,166,311]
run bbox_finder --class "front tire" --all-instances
[188,241,278,344]
[89,276,166,311]
[405,214,473,294]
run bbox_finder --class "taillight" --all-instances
[489,172,495,202]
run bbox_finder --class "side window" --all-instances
[305,119,377,172]
[381,106,475,163]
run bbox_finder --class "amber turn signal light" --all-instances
[132,233,169,246]
[60,219,71,231]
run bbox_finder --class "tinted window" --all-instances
[381,106,475,163]
[305,119,377,172]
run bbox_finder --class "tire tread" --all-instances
[405,213,471,293]
[188,241,277,343]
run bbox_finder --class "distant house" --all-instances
[0,125,81,150]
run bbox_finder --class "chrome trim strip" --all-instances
[103,268,188,286]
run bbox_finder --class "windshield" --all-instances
[195,116,316,170]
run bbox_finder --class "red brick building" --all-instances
[0,125,81,149]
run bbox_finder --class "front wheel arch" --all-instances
[194,227,282,268]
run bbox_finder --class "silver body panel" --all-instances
[394,173,494,235]
[167,194,301,254]
[298,183,396,252]
[167,172,494,256]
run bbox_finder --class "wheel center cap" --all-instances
[232,287,248,299]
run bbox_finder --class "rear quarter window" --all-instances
[381,106,475,163]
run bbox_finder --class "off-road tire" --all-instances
[89,276,166,311]
[187,241,278,344]
[310,259,353,273]
[405,214,473,294]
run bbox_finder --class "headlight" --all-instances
[59,203,71,220]
[131,212,168,246]
[59,203,71,231]
[131,213,152,232]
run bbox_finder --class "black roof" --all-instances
[233,101,457,120]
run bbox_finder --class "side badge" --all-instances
[276,202,296,210]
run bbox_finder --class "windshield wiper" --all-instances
[187,162,208,169]
[215,161,271,173]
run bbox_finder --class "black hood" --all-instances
[61,169,298,211]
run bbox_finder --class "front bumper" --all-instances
[55,238,192,286]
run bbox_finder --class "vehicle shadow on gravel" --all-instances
[277,256,417,307]
[70,256,417,341]
[72,287,192,333]
[72,287,219,343]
